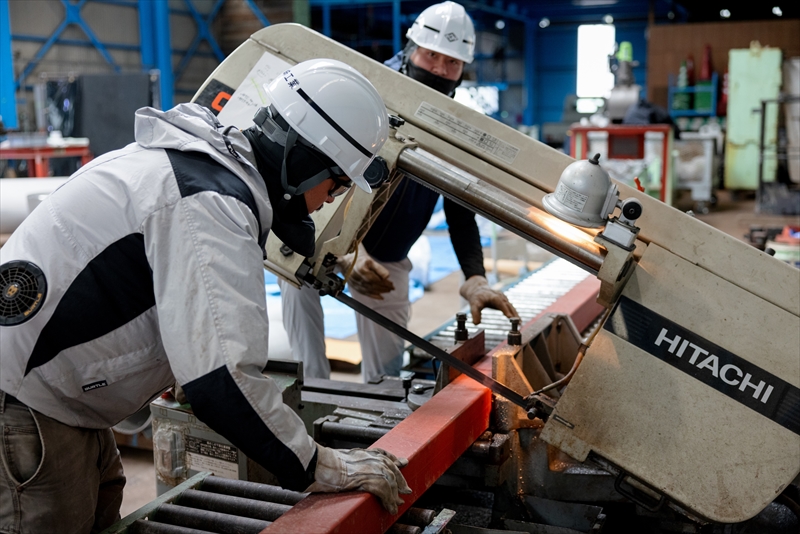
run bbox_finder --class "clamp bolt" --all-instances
[454,312,468,342]
[507,317,522,346]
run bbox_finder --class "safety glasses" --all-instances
[329,174,352,198]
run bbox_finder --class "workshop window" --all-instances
[576,24,616,113]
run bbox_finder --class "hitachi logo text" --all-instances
[654,328,774,404]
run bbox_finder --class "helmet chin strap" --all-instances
[280,128,301,203]
[253,105,342,209]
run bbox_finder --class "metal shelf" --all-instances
[668,71,718,118]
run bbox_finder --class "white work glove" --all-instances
[337,245,395,299]
[306,445,412,514]
[459,275,519,325]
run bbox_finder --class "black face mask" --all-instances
[242,125,328,257]
[406,59,461,97]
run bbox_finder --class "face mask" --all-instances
[242,126,322,257]
[269,203,316,258]
[406,59,461,96]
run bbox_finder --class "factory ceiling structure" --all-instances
[3,0,797,131]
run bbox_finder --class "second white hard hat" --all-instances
[263,58,389,193]
[406,1,475,64]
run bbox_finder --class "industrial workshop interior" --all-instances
[1,0,799,533]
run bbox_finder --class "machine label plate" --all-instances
[186,436,239,479]
[605,296,800,436]
[415,102,520,164]
[554,181,588,211]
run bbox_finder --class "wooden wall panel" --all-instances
[647,20,800,107]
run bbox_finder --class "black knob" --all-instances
[620,198,643,221]
[388,115,405,128]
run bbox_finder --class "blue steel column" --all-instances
[138,0,155,71]
[153,0,173,109]
[522,18,536,128]
[0,0,16,128]
[322,2,331,37]
[392,0,401,53]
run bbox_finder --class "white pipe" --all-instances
[0,177,69,234]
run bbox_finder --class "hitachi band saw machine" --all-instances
[193,23,799,527]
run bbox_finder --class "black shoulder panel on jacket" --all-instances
[182,366,318,491]
[166,149,261,239]
[25,233,155,375]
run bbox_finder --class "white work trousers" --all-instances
[277,278,330,379]
[279,258,412,383]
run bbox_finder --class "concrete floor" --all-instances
[116,190,800,518]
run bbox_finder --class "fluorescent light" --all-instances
[539,17,550,28]
[572,0,618,5]
[772,6,783,16]
[720,9,731,18]
[495,20,506,30]
[603,14,614,24]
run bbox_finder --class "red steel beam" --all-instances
[263,275,602,534]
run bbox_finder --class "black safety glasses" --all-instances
[329,174,352,198]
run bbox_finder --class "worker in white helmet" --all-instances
[279,2,518,383]
[0,59,410,533]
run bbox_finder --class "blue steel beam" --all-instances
[153,0,173,109]
[14,0,121,90]
[1,0,16,128]
[392,0,400,53]
[243,0,270,27]
[522,17,535,127]
[12,34,140,51]
[11,34,217,59]
[93,0,138,6]
[173,0,226,82]
[322,3,331,36]
[138,0,155,70]
[69,0,120,69]
[308,0,533,22]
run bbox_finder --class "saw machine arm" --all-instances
[193,23,800,525]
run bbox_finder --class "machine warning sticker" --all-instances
[186,436,239,479]
[194,79,235,116]
[554,182,588,212]
[605,296,800,436]
[414,102,520,164]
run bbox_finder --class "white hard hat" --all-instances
[263,59,389,193]
[406,1,475,64]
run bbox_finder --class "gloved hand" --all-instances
[306,445,412,514]
[459,275,519,325]
[337,245,395,299]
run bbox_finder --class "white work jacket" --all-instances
[0,104,317,489]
